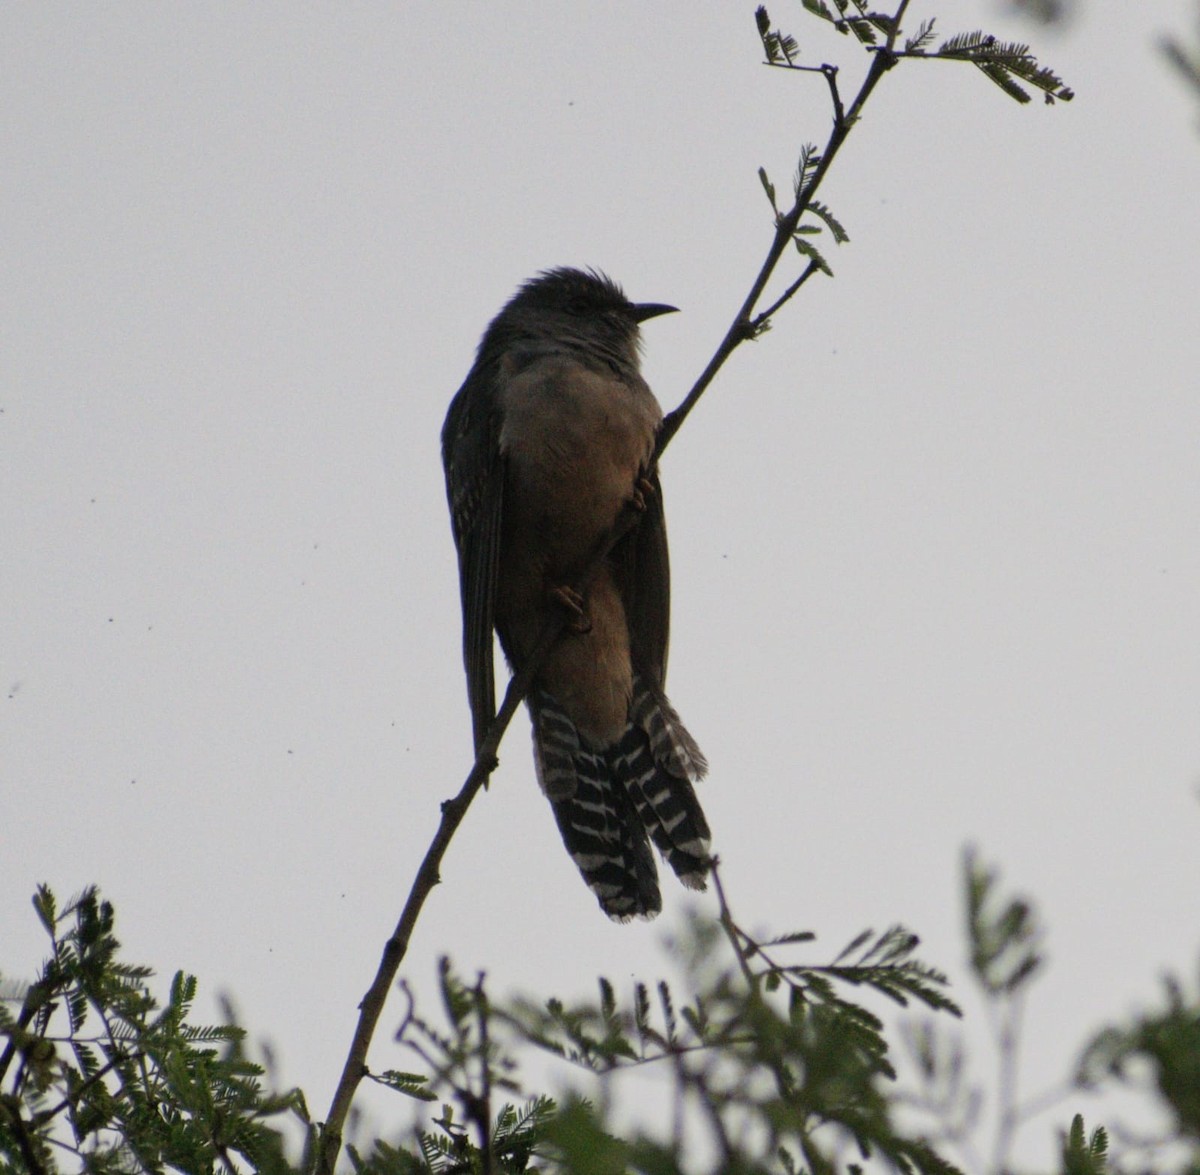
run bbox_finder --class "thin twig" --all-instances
[751,259,821,330]
[497,996,757,1073]
[2,1104,49,1175]
[660,38,895,453]
[991,991,1026,1175]
[711,862,797,1112]
[316,504,644,1174]
[474,973,494,1175]
[711,863,756,993]
[822,64,845,128]
[316,628,553,1173]
[688,1063,737,1168]
[764,60,830,75]
[1013,1077,1073,1126]
[0,983,46,1087]
[30,1053,143,1128]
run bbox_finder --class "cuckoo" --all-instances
[441,268,711,920]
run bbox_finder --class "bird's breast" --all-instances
[497,356,661,571]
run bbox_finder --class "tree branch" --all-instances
[473,974,494,1175]
[317,503,647,1174]
[661,36,897,451]
[317,9,911,1169]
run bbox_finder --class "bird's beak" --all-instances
[631,302,679,323]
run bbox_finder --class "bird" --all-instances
[441,267,712,920]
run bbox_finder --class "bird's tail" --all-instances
[530,678,711,921]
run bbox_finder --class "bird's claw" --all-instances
[550,584,592,633]
[630,475,656,513]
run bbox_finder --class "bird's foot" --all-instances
[629,474,656,513]
[550,584,592,633]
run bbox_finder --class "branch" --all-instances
[711,863,794,1102]
[317,628,551,1171]
[750,259,822,331]
[317,500,651,1173]
[317,9,913,1169]
[473,974,494,1175]
[30,1053,143,1128]
[0,1103,49,1175]
[990,990,1027,1174]
[711,863,755,993]
[662,36,896,450]
[877,25,1074,105]
[0,977,53,1087]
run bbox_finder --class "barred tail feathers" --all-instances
[529,682,711,921]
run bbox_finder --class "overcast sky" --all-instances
[3,2,1198,1167]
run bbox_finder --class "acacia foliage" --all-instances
[3,859,1199,1175]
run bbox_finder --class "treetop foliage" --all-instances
[4,865,1199,1174]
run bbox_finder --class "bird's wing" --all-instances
[441,367,505,752]
[617,467,671,689]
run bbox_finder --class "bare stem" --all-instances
[751,260,821,330]
[661,29,898,451]
[991,993,1025,1175]
[315,506,642,1174]
[473,974,494,1175]
[315,610,562,1174]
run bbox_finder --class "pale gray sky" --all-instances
[3,2,1198,1166]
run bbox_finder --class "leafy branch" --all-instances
[349,962,555,1175]
[8,855,1199,1173]
[487,863,964,1175]
[779,7,1074,103]
[906,28,1075,105]
[0,886,306,1174]
[895,852,1077,1175]
[1078,966,1200,1169]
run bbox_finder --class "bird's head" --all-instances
[483,267,677,377]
